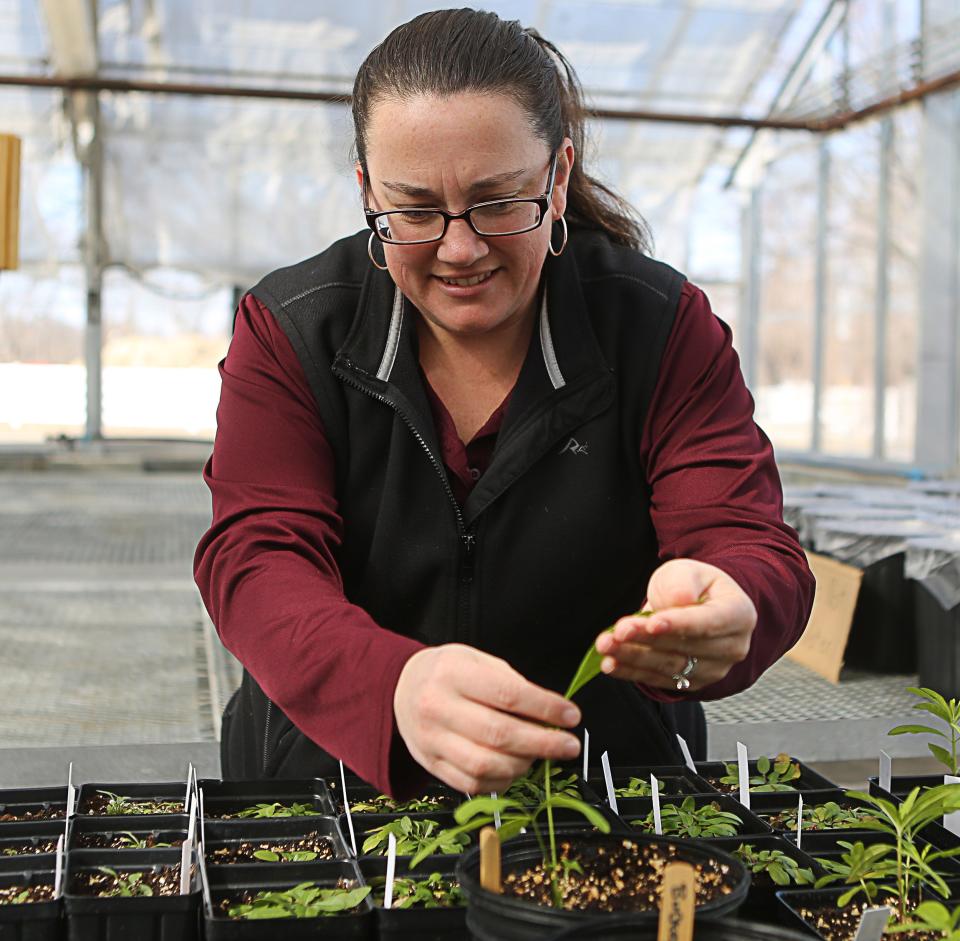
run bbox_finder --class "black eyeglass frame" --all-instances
[364,151,559,245]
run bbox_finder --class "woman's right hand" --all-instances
[393,644,582,794]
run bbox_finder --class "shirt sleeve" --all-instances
[638,281,815,702]
[193,293,429,794]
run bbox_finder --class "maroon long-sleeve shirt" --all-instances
[194,280,813,793]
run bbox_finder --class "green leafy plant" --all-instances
[362,817,470,857]
[349,794,445,814]
[97,791,182,816]
[252,849,318,863]
[631,797,742,838]
[372,872,464,909]
[889,687,960,776]
[718,753,801,792]
[732,843,815,886]
[768,800,879,832]
[886,900,960,938]
[227,882,370,919]
[613,776,653,798]
[116,832,171,849]
[504,765,582,806]
[813,840,892,908]
[814,785,960,924]
[95,867,154,898]
[234,802,320,819]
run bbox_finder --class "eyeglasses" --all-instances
[364,153,558,245]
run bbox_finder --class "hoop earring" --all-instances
[548,216,568,257]
[367,231,389,271]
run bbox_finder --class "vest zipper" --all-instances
[334,362,477,640]
[262,698,274,773]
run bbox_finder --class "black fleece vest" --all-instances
[222,228,695,781]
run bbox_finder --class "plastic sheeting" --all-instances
[810,517,960,569]
[905,532,960,613]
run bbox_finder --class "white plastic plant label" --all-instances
[651,774,662,836]
[340,760,358,855]
[879,751,892,794]
[384,833,397,909]
[736,742,751,810]
[179,838,193,894]
[490,792,501,830]
[601,751,619,815]
[198,789,206,855]
[54,834,64,898]
[186,794,197,847]
[853,905,892,941]
[583,729,590,781]
[943,775,960,835]
[796,794,803,850]
[676,734,696,773]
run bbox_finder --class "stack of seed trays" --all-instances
[0,785,67,941]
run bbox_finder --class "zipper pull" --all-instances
[462,532,476,552]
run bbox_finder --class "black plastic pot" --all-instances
[359,855,466,941]
[203,816,348,865]
[620,793,770,839]
[75,782,188,819]
[548,915,815,940]
[64,848,201,941]
[200,779,335,821]
[0,790,67,826]
[0,867,62,941]
[916,580,960,697]
[867,773,943,802]
[0,822,65,863]
[68,814,189,851]
[749,790,878,836]
[203,858,374,940]
[457,830,749,941]
[590,764,716,799]
[702,834,819,921]
[694,758,836,796]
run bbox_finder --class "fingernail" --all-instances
[601,656,615,674]
[561,706,580,726]
[561,737,580,758]
[647,619,668,634]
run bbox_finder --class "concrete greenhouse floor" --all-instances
[0,453,945,790]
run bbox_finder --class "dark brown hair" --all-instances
[352,8,652,253]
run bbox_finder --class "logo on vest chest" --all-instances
[559,437,589,456]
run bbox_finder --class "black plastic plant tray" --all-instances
[359,855,466,941]
[203,858,374,940]
[694,758,836,796]
[203,816,348,865]
[68,814,189,851]
[619,792,771,839]
[200,779,335,820]
[75,782,188,819]
[868,773,946,801]
[0,822,65,863]
[588,764,716,799]
[700,834,818,921]
[749,790,880,836]
[800,828,960,877]
[336,783,462,816]
[64,847,201,941]
[0,790,67,825]
[0,867,62,941]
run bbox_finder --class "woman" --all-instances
[194,9,814,797]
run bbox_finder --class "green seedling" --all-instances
[349,794,446,814]
[732,843,815,886]
[0,889,31,905]
[371,872,464,909]
[227,882,370,919]
[814,785,960,925]
[770,801,879,832]
[614,777,653,798]
[362,816,470,858]
[719,753,802,792]
[95,867,154,897]
[504,765,583,806]
[631,797,742,838]
[235,802,320,819]
[886,900,960,938]
[116,832,171,849]
[252,849,319,863]
[97,791,182,816]
[889,687,960,776]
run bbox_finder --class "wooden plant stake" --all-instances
[479,826,501,894]
[657,861,696,941]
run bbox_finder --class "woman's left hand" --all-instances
[594,559,757,692]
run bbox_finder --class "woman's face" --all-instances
[359,92,573,341]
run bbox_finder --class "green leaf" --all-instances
[888,724,943,737]
[930,743,955,771]
[253,850,280,862]
[541,795,611,833]
[563,632,609,700]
